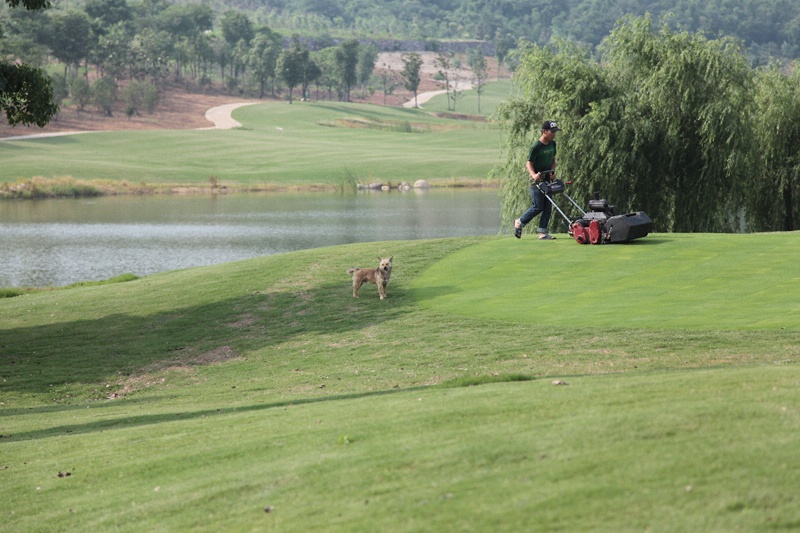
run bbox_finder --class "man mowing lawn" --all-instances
[514,120,560,240]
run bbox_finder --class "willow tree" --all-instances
[599,16,755,232]
[495,16,756,233]
[492,39,609,234]
[749,63,800,231]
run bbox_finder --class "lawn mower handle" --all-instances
[536,169,570,184]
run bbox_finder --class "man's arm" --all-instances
[526,160,540,182]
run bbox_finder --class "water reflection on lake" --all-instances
[0,189,501,287]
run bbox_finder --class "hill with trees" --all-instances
[2,0,798,125]
[219,0,799,62]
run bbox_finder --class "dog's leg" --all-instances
[378,281,386,300]
[353,275,366,298]
[349,268,361,298]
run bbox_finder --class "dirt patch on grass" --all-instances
[108,345,241,398]
[192,345,241,365]
[226,314,259,328]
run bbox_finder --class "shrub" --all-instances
[92,77,118,116]
[69,74,91,111]
[142,83,159,114]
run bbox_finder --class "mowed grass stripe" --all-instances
[411,232,800,330]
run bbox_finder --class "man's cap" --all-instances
[542,120,561,131]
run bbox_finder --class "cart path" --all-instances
[402,84,473,108]
[197,102,259,130]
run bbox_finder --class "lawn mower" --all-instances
[536,170,653,244]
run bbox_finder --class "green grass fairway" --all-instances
[2,102,501,186]
[3,367,797,532]
[422,79,516,117]
[2,235,798,531]
[412,232,800,330]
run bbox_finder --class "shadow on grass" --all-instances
[0,395,174,418]
[621,237,672,245]
[1,386,427,442]
[3,134,85,146]
[559,236,673,246]
[0,279,415,397]
[1,374,537,442]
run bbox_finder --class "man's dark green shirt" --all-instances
[527,139,557,173]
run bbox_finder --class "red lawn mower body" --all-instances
[537,176,653,244]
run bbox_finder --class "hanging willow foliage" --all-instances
[492,39,608,234]
[750,63,800,231]
[494,16,761,233]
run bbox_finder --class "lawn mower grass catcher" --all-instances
[537,171,653,244]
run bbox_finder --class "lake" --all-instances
[0,189,502,287]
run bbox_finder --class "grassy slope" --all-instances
[421,78,516,117]
[1,234,798,531]
[1,101,502,186]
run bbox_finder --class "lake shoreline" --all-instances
[0,177,500,200]
[1,188,503,288]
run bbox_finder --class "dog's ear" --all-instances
[389,256,393,261]
[377,257,382,262]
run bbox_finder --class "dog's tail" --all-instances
[346,267,358,275]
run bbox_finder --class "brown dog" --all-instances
[347,257,393,300]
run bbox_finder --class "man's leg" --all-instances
[514,186,542,237]
[535,189,555,238]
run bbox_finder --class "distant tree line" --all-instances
[0,0,401,122]
[232,0,800,63]
[495,16,800,234]
[4,0,799,127]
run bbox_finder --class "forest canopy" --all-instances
[5,0,799,61]
[220,0,799,61]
